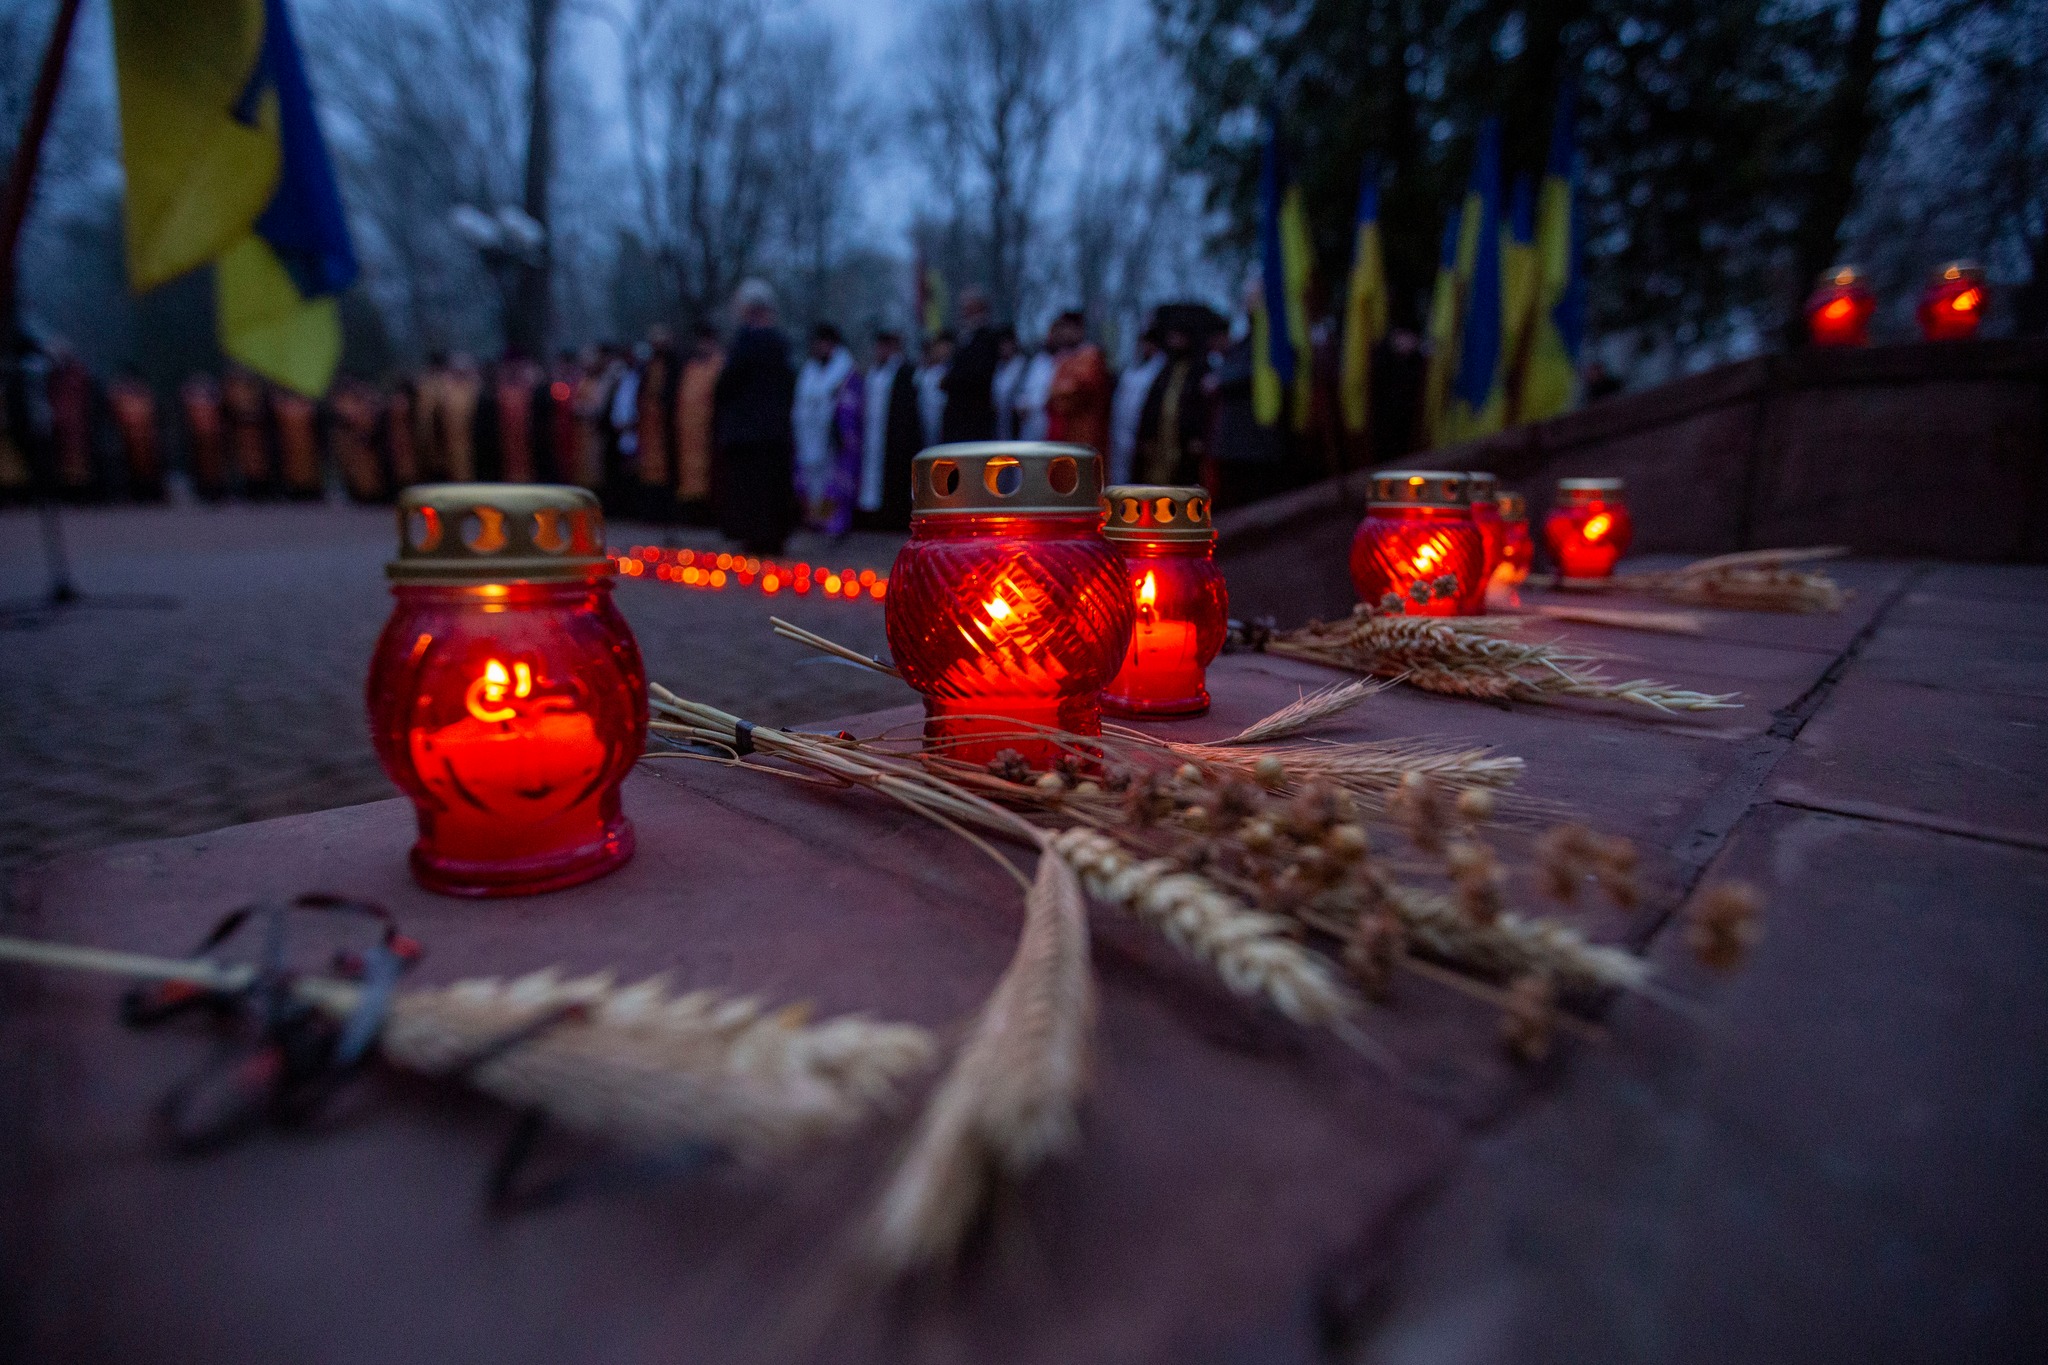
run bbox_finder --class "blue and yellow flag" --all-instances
[1421,216,1460,448]
[1338,160,1389,435]
[916,253,947,338]
[1253,117,1314,430]
[1445,119,1506,442]
[110,0,357,397]
[1520,83,1584,423]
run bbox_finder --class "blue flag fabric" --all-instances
[1452,120,1503,419]
[244,0,357,299]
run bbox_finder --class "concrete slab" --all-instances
[1356,806,2048,1365]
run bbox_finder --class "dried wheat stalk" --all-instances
[0,938,934,1158]
[1260,609,1740,713]
[867,847,1094,1270]
[1536,546,1848,614]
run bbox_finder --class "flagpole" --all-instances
[0,0,84,334]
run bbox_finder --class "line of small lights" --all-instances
[614,545,888,601]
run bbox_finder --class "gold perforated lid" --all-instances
[1557,477,1624,493]
[388,483,612,584]
[1816,263,1867,290]
[1368,469,1476,508]
[1465,471,1499,500]
[910,442,1103,518]
[1101,484,1213,543]
[1930,259,1984,285]
[1497,490,1528,520]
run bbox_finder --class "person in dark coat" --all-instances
[713,279,799,555]
[856,328,924,531]
[1134,315,1211,487]
[940,287,999,443]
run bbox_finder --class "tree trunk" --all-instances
[1785,0,1888,346]
[509,0,559,359]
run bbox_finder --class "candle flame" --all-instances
[1411,540,1445,574]
[1583,512,1613,541]
[985,595,1012,622]
[1820,296,1854,322]
[1952,288,1981,313]
[466,657,533,723]
[1138,571,1157,607]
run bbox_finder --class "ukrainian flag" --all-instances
[110,0,357,398]
[1520,83,1584,423]
[1445,119,1506,442]
[1501,173,1536,421]
[1338,160,1389,435]
[1253,116,1314,430]
[1421,216,1460,448]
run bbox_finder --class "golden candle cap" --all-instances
[1368,469,1476,508]
[388,483,612,584]
[911,442,1104,518]
[1930,259,1984,285]
[1497,490,1527,520]
[1816,263,1867,290]
[1465,471,1500,500]
[1557,477,1625,493]
[1101,484,1214,543]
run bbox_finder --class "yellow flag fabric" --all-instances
[111,0,350,397]
[1339,193,1388,435]
[1251,303,1282,427]
[215,235,341,397]
[109,0,276,291]
[1520,171,1577,421]
[1279,185,1314,432]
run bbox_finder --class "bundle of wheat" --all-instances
[1534,546,1848,614]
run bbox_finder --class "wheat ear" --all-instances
[867,845,1095,1271]
[1050,827,1356,1026]
[0,938,934,1158]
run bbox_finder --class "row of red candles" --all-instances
[364,466,1633,899]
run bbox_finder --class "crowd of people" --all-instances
[1,279,1460,554]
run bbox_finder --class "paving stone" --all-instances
[1769,675,2048,847]
[1355,805,2048,1365]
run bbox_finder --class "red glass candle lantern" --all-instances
[1805,264,1876,347]
[367,485,647,896]
[1917,260,1986,341]
[1100,485,1230,717]
[1543,477,1633,579]
[1350,471,1488,616]
[1494,491,1534,588]
[886,443,1133,765]
[1465,471,1505,591]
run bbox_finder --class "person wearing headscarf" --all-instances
[713,279,798,554]
[858,328,923,531]
[1108,325,1163,484]
[1043,311,1110,456]
[793,322,859,535]
[940,288,999,442]
[674,323,723,523]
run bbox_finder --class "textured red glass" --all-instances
[1806,283,1876,346]
[1350,506,1487,616]
[1543,490,1634,579]
[886,511,1134,765]
[1101,542,1229,717]
[1495,503,1534,587]
[366,580,647,896]
[1470,497,1505,591]
[1917,278,1984,341]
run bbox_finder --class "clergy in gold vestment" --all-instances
[675,324,722,514]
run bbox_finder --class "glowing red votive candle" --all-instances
[1543,477,1634,579]
[367,485,646,897]
[1350,470,1488,616]
[1494,491,1534,587]
[886,444,1133,766]
[1099,485,1229,718]
[1917,260,1986,341]
[1806,264,1876,347]
[1465,471,1505,593]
